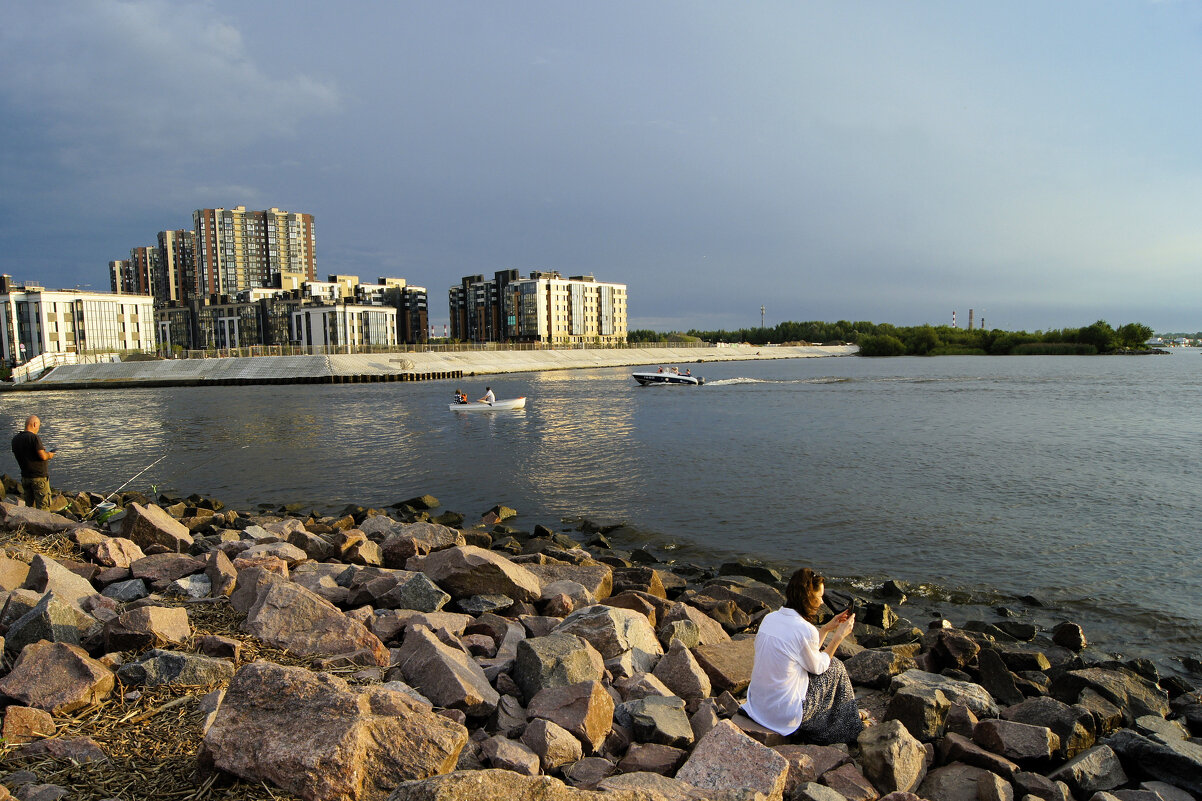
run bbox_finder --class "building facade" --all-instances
[193,206,317,296]
[0,276,156,364]
[127,246,161,297]
[292,304,398,350]
[449,270,627,344]
[156,229,196,303]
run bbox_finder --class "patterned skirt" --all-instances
[792,657,863,745]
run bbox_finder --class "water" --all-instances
[5,352,1201,674]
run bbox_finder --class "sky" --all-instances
[3,1,1202,334]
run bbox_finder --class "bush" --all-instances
[857,334,907,357]
[1011,342,1097,355]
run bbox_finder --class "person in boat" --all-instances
[684,369,692,376]
[453,389,468,404]
[478,386,496,403]
[742,567,864,744]
[657,367,664,373]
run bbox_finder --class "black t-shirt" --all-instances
[12,431,48,478]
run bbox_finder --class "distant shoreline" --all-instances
[7,344,859,391]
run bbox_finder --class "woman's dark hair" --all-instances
[785,567,824,622]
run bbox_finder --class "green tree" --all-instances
[1077,320,1116,353]
[1115,322,1154,349]
[857,334,906,357]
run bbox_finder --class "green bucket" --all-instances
[95,502,118,523]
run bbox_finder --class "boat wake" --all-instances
[706,377,853,386]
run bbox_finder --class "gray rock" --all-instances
[116,649,235,686]
[554,604,664,674]
[1104,728,1202,795]
[100,577,148,602]
[406,545,540,601]
[891,669,999,718]
[394,625,500,716]
[886,685,950,742]
[481,735,541,775]
[513,632,605,703]
[22,554,96,610]
[520,717,583,773]
[1002,696,1097,759]
[1051,667,1170,726]
[857,719,927,794]
[651,639,712,709]
[4,591,91,652]
[973,718,1059,766]
[619,695,694,748]
[1048,744,1128,796]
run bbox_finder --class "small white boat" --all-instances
[449,397,527,412]
[632,369,703,386]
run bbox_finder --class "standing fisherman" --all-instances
[11,415,55,510]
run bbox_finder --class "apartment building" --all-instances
[449,270,627,344]
[127,245,161,297]
[157,229,196,303]
[193,206,316,296]
[0,276,156,363]
[109,260,131,294]
[292,304,397,350]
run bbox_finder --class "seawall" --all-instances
[6,344,857,390]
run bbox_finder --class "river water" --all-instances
[4,352,1200,674]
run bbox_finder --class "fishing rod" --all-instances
[96,449,171,505]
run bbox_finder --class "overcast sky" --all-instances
[3,1,1201,333]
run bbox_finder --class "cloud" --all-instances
[0,0,339,160]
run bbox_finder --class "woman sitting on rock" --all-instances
[743,567,863,744]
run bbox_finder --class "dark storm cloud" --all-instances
[3,1,1201,332]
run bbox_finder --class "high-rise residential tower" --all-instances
[193,206,316,296]
[156,229,196,303]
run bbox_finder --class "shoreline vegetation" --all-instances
[2,485,1200,801]
[631,320,1161,357]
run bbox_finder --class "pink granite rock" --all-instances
[675,719,789,801]
[0,641,114,714]
[202,661,467,801]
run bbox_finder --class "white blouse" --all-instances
[743,607,831,735]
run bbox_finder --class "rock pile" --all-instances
[0,489,1200,801]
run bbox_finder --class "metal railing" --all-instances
[160,340,721,360]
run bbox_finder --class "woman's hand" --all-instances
[819,609,851,637]
[836,613,856,638]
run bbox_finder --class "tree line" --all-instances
[627,320,1155,356]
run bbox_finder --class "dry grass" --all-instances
[0,526,348,801]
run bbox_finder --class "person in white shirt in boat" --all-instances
[478,386,496,403]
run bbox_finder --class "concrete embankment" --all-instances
[7,344,857,390]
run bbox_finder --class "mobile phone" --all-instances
[826,592,856,617]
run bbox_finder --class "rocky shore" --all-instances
[1,485,1199,801]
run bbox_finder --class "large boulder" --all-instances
[103,605,191,651]
[406,546,541,602]
[120,503,194,552]
[23,554,97,610]
[242,575,390,666]
[1001,696,1096,759]
[117,649,235,687]
[382,522,466,567]
[0,502,75,535]
[524,563,613,602]
[891,669,999,718]
[1050,667,1170,725]
[675,719,789,801]
[4,591,95,652]
[387,769,758,801]
[0,641,114,714]
[651,639,712,709]
[1104,729,1202,795]
[857,719,927,794]
[393,626,500,716]
[692,637,756,695]
[203,661,467,801]
[1047,744,1128,796]
[554,605,664,674]
[527,680,615,754]
[513,632,605,703]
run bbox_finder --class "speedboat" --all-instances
[632,369,703,386]
[449,397,527,411]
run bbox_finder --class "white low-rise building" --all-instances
[291,303,397,350]
[0,276,156,364]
